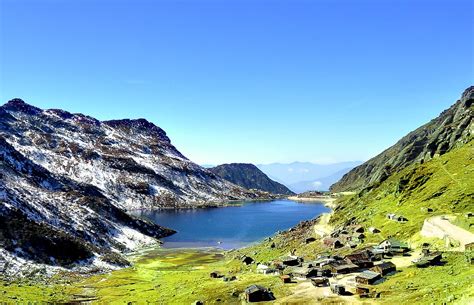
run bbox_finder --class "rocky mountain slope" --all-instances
[0,136,175,275]
[0,98,267,275]
[331,137,473,237]
[331,87,473,192]
[329,86,473,238]
[209,163,294,195]
[0,99,265,210]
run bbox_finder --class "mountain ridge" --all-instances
[209,163,294,195]
[0,98,267,210]
[331,87,473,192]
[0,98,270,275]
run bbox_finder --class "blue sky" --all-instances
[1,0,473,165]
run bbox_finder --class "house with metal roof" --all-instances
[355,270,382,285]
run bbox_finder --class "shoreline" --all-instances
[126,197,285,212]
[287,195,337,209]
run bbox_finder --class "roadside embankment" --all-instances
[421,215,474,251]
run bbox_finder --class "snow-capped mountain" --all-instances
[0,99,264,209]
[0,98,267,275]
[0,135,175,275]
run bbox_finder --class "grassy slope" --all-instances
[0,247,291,304]
[331,139,473,241]
[326,139,474,304]
[377,252,473,305]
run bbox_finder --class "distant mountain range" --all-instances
[209,163,294,195]
[287,167,355,193]
[257,161,362,193]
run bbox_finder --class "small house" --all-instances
[314,256,335,267]
[355,271,382,285]
[412,251,441,268]
[323,238,343,249]
[280,275,291,283]
[330,284,346,295]
[270,260,285,270]
[387,213,408,222]
[378,238,410,254]
[257,264,277,275]
[281,255,300,266]
[371,262,396,275]
[311,277,329,287]
[371,248,385,260]
[356,285,372,297]
[339,234,352,243]
[345,252,374,269]
[244,285,274,302]
[424,252,442,264]
[396,215,408,222]
[329,263,358,274]
[286,266,318,279]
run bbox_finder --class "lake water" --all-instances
[132,199,330,249]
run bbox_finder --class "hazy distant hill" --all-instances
[288,167,355,193]
[257,161,362,193]
[210,163,294,195]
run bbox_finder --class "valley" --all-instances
[0,87,473,304]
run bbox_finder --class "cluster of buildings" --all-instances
[218,223,448,302]
[243,236,412,301]
[236,241,406,301]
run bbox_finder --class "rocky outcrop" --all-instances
[209,163,294,195]
[0,137,175,274]
[331,87,473,192]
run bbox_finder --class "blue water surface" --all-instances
[132,199,329,249]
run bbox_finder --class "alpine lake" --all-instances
[132,199,330,249]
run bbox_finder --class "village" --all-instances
[206,216,465,303]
